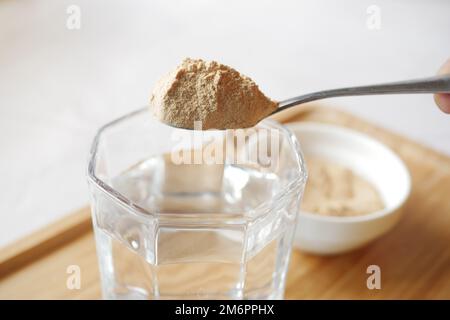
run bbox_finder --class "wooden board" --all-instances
[1,106,450,299]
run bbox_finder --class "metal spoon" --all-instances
[159,74,450,129]
[273,74,450,117]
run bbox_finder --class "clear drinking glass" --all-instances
[87,107,307,300]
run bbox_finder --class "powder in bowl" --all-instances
[301,157,385,217]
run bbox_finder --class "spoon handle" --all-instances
[276,74,450,112]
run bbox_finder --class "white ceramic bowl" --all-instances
[287,122,411,255]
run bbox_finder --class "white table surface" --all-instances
[1,0,449,248]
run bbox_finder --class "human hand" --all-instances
[434,59,450,113]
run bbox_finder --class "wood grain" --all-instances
[1,106,449,299]
[0,208,91,279]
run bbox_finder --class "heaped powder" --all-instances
[150,58,278,130]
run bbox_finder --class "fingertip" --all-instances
[434,93,450,114]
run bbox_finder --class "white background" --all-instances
[0,0,449,247]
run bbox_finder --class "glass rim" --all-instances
[87,107,307,224]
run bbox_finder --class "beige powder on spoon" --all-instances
[150,58,278,130]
